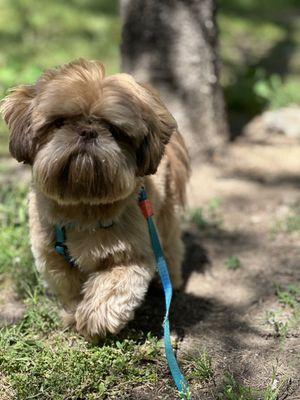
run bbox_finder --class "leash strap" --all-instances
[139,187,190,397]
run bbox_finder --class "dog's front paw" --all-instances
[74,264,152,341]
[75,296,135,340]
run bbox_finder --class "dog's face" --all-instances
[1,59,176,204]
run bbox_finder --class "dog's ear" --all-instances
[136,84,177,176]
[1,84,36,164]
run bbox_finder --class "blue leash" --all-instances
[54,188,190,397]
[138,187,190,398]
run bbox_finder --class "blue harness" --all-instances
[54,187,190,398]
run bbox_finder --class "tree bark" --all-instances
[120,0,229,163]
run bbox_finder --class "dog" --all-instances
[1,59,189,340]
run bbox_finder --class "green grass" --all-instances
[276,284,300,309]
[187,351,214,382]
[0,0,121,158]
[0,292,163,399]
[0,185,39,296]
[265,283,300,342]
[285,215,300,233]
[219,374,256,400]
[265,310,291,341]
[272,207,300,236]
[185,353,287,399]
[184,351,290,398]
[218,369,286,400]
[0,0,120,94]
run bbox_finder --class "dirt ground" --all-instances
[181,135,300,398]
[114,134,300,399]
[1,134,299,399]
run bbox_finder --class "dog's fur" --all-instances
[1,59,189,340]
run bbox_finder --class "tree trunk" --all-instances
[120,0,228,163]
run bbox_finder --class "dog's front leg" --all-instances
[75,262,154,340]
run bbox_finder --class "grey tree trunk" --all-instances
[120,0,228,163]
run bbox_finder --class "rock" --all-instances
[244,106,300,140]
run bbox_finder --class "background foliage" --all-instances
[0,0,299,147]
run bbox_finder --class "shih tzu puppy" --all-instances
[1,59,189,340]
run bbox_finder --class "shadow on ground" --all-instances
[224,170,300,188]
[129,223,268,341]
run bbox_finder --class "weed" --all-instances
[218,369,286,400]
[179,387,192,400]
[219,373,255,400]
[189,208,206,230]
[188,351,214,382]
[285,215,300,233]
[265,282,300,343]
[208,198,222,215]
[225,256,242,270]
[263,367,288,400]
[188,198,223,234]
[272,211,300,236]
[275,284,300,309]
[265,310,290,341]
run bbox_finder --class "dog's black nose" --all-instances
[79,129,98,140]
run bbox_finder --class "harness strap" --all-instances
[54,225,74,266]
[138,187,190,397]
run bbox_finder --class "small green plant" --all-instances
[265,310,290,341]
[271,212,300,237]
[189,208,206,230]
[265,282,300,343]
[19,289,60,334]
[219,373,255,400]
[219,369,286,400]
[208,198,222,214]
[188,198,223,234]
[275,284,300,309]
[179,387,192,400]
[225,256,241,270]
[263,367,287,400]
[285,215,300,233]
[208,198,223,227]
[188,351,214,382]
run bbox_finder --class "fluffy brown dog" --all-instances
[1,59,189,340]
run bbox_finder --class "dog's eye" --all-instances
[106,123,123,140]
[103,121,134,147]
[53,117,65,129]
